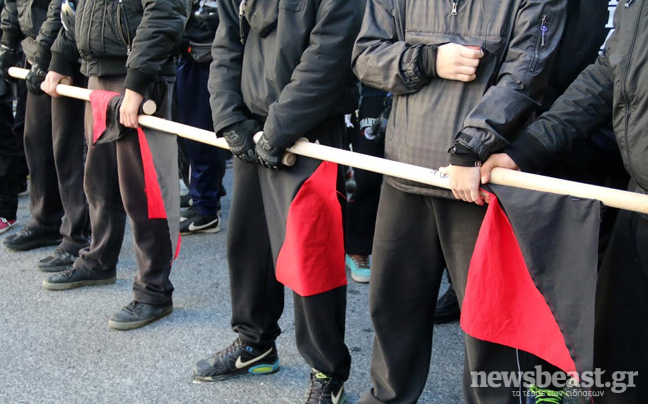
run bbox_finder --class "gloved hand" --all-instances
[221,119,261,164]
[370,94,393,143]
[255,134,284,170]
[25,64,47,95]
[0,46,20,82]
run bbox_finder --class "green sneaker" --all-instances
[528,385,564,404]
[345,254,370,283]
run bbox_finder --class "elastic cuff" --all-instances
[418,45,438,79]
[399,45,430,88]
[505,132,554,172]
[1,32,21,51]
[34,44,52,69]
[48,52,77,77]
[214,115,246,136]
[124,68,156,96]
[449,145,481,166]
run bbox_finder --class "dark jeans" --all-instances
[360,182,523,404]
[0,99,17,220]
[346,95,384,255]
[175,58,227,216]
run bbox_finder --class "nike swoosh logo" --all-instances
[188,219,218,232]
[235,347,273,369]
[332,387,344,404]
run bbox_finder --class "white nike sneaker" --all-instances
[193,338,280,382]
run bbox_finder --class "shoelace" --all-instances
[350,255,370,269]
[212,338,243,361]
[305,371,330,403]
[529,385,564,404]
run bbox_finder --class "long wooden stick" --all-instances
[10,67,648,214]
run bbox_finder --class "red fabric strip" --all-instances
[276,161,347,297]
[89,90,120,145]
[461,191,576,375]
[136,127,167,220]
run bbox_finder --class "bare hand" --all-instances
[480,153,520,184]
[439,165,485,205]
[41,71,72,97]
[119,89,144,128]
[436,44,483,82]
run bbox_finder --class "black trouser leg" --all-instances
[588,208,648,403]
[346,96,384,256]
[0,99,17,220]
[52,72,89,254]
[24,89,62,231]
[14,71,28,184]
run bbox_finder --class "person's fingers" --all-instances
[458,47,484,59]
[455,65,478,76]
[458,55,481,68]
[471,188,484,206]
[480,158,495,184]
[456,74,477,82]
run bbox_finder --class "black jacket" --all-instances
[209,0,363,147]
[50,0,190,94]
[507,1,648,194]
[0,0,62,67]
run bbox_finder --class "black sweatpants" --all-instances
[227,117,351,380]
[74,76,180,305]
[585,197,648,403]
[359,182,523,404]
[23,66,89,253]
[346,95,384,256]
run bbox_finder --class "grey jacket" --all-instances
[507,0,648,196]
[352,0,566,197]
[0,0,62,67]
[209,0,363,147]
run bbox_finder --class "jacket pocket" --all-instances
[279,0,304,11]
[529,14,548,72]
[116,0,133,54]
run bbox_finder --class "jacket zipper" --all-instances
[117,0,132,55]
[239,0,248,44]
[529,15,547,72]
[86,0,98,55]
[451,0,458,16]
[621,0,645,179]
[626,0,636,7]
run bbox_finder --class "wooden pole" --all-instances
[10,67,648,214]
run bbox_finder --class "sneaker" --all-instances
[180,193,193,210]
[0,218,16,235]
[304,369,346,404]
[38,248,77,272]
[180,208,221,235]
[42,267,116,291]
[108,301,173,330]
[345,254,370,283]
[17,178,28,197]
[3,226,62,251]
[193,338,280,382]
[527,385,564,404]
[433,284,461,324]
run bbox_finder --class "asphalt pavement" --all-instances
[0,165,542,404]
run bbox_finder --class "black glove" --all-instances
[370,94,393,143]
[25,64,47,95]
[0,46,20,82]
[255,134,284,170]
[221,119,261,164]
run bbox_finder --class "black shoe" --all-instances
[180,208,220,235]
[180,194,193,210]
[304,369,346,404]
[38,248,77,272]
[42,267,116,291]
[434,285,460,324]
[3,226,62,251]
[193,338,280,382]
[108,301,173,330]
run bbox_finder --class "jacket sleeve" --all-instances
[454,0,568,162]
[123,0,190,95]
[505,9,618,173]
[49,27,80,77]
[0,0,23,50]
[352,0,430,96]
[263,0,365,148]
[33,0,63,68]
[208,0,247,134]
